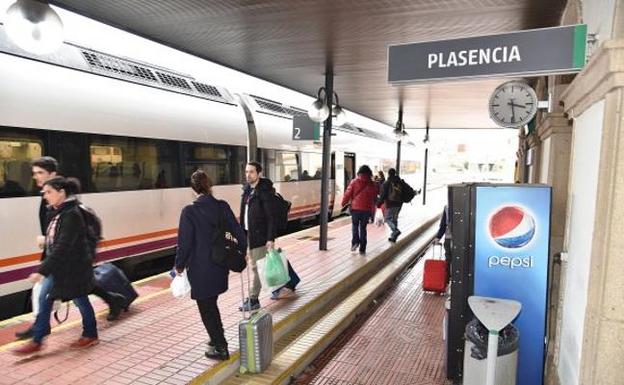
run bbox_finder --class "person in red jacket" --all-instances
[341,165,378,255]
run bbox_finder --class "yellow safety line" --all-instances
[191,215,439,384]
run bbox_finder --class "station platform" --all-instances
[0,199,444,385]
[294,245,448,385]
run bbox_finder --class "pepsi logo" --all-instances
[488,206,535,249]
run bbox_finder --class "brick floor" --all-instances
[295,245,448,385]
[0,191,445,384]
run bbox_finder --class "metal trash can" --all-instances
[463,318,519,385]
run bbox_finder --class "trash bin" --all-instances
[463,318,519,385]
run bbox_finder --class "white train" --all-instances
[0,26,422,316]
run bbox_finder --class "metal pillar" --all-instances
[395,108,403,172]
[422,125,429,205]
[319,69,334,250]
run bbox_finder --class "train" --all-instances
[0,25,422,318]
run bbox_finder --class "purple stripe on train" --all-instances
[0,237,178,286]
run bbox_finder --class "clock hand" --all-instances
[508,102,526,109]
[508,99,516,123]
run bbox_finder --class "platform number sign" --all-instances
[293,115,320,141]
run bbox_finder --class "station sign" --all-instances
[388,24,587,83]
[292,115,320,140]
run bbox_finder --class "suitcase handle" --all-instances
[430,241,444,260]
[240,253,254,321]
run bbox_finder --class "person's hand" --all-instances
[266,240,274,250]
[433,237,441,245]
[28,273,44,283]
[175,267,184,275]
[36,235,46,249]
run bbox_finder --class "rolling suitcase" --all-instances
[238,269,273,373]
[423,242,448,293]
[93,263,139,310]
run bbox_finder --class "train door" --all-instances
[344,152,356,189]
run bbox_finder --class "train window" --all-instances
[90,137,179,192]
[300,152,322,180]
[0,135,43,198]
[275,152,299,182]
[183,143,230,186]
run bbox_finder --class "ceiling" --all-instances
[50,0,566,130]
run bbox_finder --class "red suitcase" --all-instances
[423,243,447,293]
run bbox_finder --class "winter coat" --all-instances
[175,194,247,300]
[239,178,277,249]
[378,175,404,208]
[341,174,378,215]
[38,198,94,301]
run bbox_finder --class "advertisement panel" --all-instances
[474,185,551,385]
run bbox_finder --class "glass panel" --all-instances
[300,152,323,180]
[276,152,299,182]
[0,135,43,198]
[90,137,179,192]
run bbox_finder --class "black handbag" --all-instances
[211,201,247,273]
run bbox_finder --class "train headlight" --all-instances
[4,0,64,55]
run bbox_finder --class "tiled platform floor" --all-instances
[295,246,448,385]
[0,194,444,385]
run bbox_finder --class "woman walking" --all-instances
[13,177,98,355]
[174,170,247,360]
[341,165,378,255]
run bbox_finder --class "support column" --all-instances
[396,108,403,172]
[535,113,573,385]
[559,39,624,385]
[319,69,334,251]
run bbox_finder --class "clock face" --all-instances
[489,82,538,128]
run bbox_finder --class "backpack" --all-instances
[272,192,292,235]
[399,179,417,203]
[79,203,103,257]
[388,181,403,202]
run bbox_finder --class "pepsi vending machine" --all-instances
[445,183,551,385]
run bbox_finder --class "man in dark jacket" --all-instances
[15,157,124,340]
[239,161,299,311]
[434,205,451,279]
[377,168,403,242]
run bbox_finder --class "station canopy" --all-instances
[50,0,566,130]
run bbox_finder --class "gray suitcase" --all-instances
[238,271,273,374]
[239,309,273,373]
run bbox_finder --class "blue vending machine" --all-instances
[445,183,551,385]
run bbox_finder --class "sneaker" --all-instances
[14,327,34,340]
[351,243,359,252]
[275,287,296,299]
[359,250,366,255]
[69,337,99,349]
[205,346,229,361]
[388,237,397,243]
[239,298,260,312]
[206,341,216,355]
[12,341,43,355]
[106,293,127,321]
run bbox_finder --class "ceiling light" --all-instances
[4,0,64,55]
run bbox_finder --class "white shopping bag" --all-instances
[170,271,191,299]
[31,281,42,316]
[32,280,63,318]
[374,209,384,226]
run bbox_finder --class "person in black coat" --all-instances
[175,170,247,361]
[13,177,98,355]
[238,161,300,310]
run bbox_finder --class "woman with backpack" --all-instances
[13,177,99,355]
[174,170,247,360]
[341,165,379,255]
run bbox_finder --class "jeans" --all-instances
[32,277,97,344]
[384,206,401,236]
[35,274,54,317]
[351,210,371,252]
[197,296,227,348]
